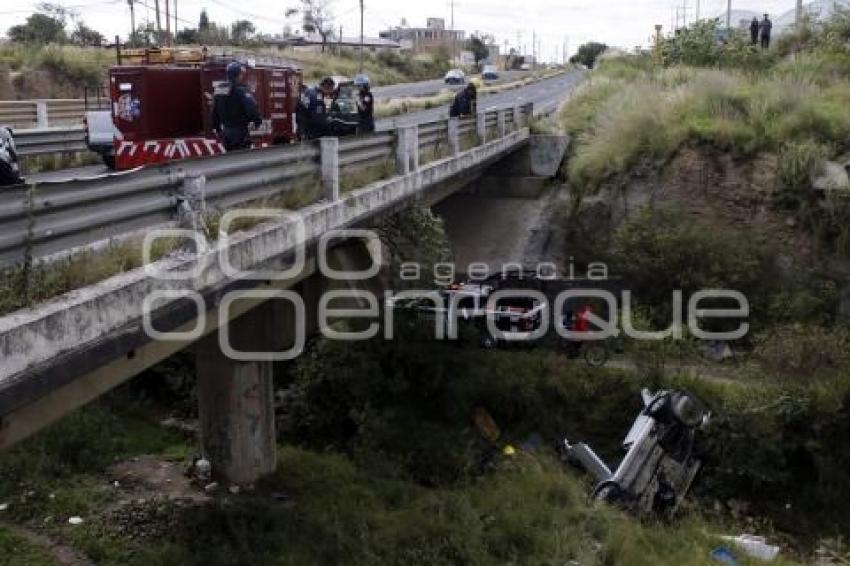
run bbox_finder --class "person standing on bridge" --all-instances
[297,77,336,141]
[354,74,375,134]
[760,14,773,49]
[449,81,478,118]
[750,17,760,46]
[211,61,262,152]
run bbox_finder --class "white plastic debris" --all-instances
[204,482,219,493]
[719,534,780,561]
[0,503,8,511]
[195,458,212,480]
[67,516,84,525]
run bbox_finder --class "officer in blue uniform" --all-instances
[354,74,375,134]
[297,77,336,141]
[449,82,478,118]
[211,61,262,151]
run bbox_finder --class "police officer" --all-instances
[297,77,336,141]
[0,126,23,187]
[449,81,478,118]
[211,61,262,151]
[354,73,375,134]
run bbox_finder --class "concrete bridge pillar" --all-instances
[195,305,277,485]
[447,117,460,156]
[476,112,487,144]
[396,125,419,175]
[320,137,340,201]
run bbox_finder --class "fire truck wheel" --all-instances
[101,153,116,170]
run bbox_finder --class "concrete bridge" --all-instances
[0,104,570,484]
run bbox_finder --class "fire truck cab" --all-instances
[87,47,303,170]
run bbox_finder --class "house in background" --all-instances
[379,18,465,55]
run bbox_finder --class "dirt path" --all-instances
[2,522,93,566]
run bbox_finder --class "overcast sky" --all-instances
[1,0,802,60]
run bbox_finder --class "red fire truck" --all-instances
[86,47,303,170]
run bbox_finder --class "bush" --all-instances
[611,206,773,325]
[753,325,850,379]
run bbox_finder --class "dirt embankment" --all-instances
[590,144,850,279]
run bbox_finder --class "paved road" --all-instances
[372,70,529,100]
[377,70,584,130]
[27,70,584,184]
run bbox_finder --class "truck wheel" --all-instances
[481,334,498,350]
[101,154,116,170]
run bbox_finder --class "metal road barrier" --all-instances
[13,126,88,156]
[0,104,532,266]
[0,99,107,130]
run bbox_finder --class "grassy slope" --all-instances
[0,44,452,100]
[3,342,847,564]
[560,52,850,193]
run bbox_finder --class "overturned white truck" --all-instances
[564,389,711,516]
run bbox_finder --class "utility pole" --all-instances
[127,0,135,44]
[695,0,700,22]
[726,0,732,29]
[532,29,536,70]
[173,0,177,38]
[165,0,170,45]
[796,0,804,30]
[339,25,343,55]
[359,0,364,72]
[681,0,688,27]
[154,0,161,40]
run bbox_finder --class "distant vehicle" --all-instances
[482,65,499,81]
[519,63,531,71]
[444,69,466,84]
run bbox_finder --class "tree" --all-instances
[570,42,608,68]
[70,21,103,46]
[466,34,490,65]
[299,0,334,52]
[231,19,256,44]
[7,12,66,44]
[174,27,200,44]
[199,9,210,32]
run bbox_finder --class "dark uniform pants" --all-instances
[222,126,251,151]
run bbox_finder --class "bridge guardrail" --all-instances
[0,99,108,130]
[0,103,532,266]
[14,126,88,156]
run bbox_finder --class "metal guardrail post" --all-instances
[476,112,487,144]
[35,101,49,128]
[497,110,507,138]
[447,117,459,156]
[395,125,419,175]
[513,105,522,130]
[320,137,340,201]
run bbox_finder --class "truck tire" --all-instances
[101,153,116,170]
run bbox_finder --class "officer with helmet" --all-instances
[354,73,375,134]
[211,61,262,151]
[297,76,337,140]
